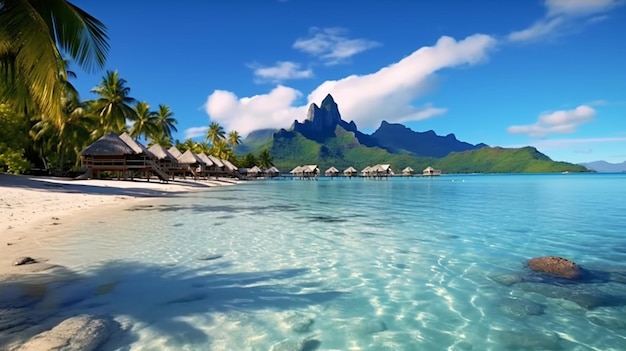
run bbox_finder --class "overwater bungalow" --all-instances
[402,167,414,176]
[302,165,319,178]
[361,164,394,178]
[343,166,358,178]
[265,166,280,178]
[247,166,262,178]
[423,166,442,176]
[324,166,340,177]
[361,166,372,177]
[196,152,215,178]
[290,166,303,177]
[207,155,225,177]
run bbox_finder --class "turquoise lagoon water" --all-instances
[5,173,626,350]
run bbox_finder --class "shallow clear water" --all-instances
[5,174,626,350]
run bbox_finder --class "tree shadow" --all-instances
[0,260,345,349]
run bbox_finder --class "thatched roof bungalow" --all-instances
[290,166,303,176]
[167,146,183,159]
[325,166,339,177]
[265,166,280,177]
[402,167,414,176]
[119,133,154,159]
[222,159,238,174]
[343,166,358,177]
[248,166,262,177]
[423,166,442,176]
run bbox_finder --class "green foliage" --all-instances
[0,104,32,173]
[434,147,588,173]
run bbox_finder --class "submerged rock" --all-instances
[284,313,314,333]
[518,282,622,309]
[500,297,544,317]
[13,257,36,266]
[353,318,387,335]
[270,336,321,351]
[491,329,561,350]
[528,256,581,279]
[12,314,119,351]
[196,253,223,261]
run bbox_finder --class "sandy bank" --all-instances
[0,173,238,273]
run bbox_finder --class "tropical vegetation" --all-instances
[0,0,259,175]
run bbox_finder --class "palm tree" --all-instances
[227,130,243,148]
[90,70,137,134]
[0,0,109,125]
[258,148,274,169]
[210,139,231,160]
[129,101,158,141]
[206,121,225,145]
[154,104,178,140]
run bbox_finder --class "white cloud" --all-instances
[293,27,381,65]
[203,34,496,136]
[184,126,209,139]
[204,85,305,136]
[507,105,596,138]
[508,0,621,42]
[249,61,313,82]
[545,0,619,17]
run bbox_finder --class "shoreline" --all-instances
[0,173,239,275]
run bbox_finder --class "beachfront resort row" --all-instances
[78,132,442,182]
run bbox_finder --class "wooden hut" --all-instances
[207,155,224,177]
[361,166,372,177]
[221,159,239,176]
[325,166,340,177]
[265,166,280,178]
[248,166,262,178]
[423,166,442,176]
[290,166,303,178]
[177,150,204,179]
[147,144,178,179]
[80,132,167,180]
[343,166,358,178]
[302,165,319,178]
[402,167,414,176]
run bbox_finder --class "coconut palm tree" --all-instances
[90,70,137,134]
[227,130,242,148]
[0,0,109,125]
[210,139,231,160]
[258,148,274,169]
[206,121,225,145]
[129,101,158,141]
[154,104,178,140]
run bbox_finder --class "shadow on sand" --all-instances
[0,259,344,349]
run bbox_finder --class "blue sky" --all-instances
[70,0,626,163]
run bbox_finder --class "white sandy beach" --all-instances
[0,173,238,273]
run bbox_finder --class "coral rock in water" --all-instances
[528,256,581,279]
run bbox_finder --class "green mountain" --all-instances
[241,95,588,174]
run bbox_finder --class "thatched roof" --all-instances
[248,166,262,174]
[325,167,339,175]
[423,166,434,172]
[290,166,303,174]
[266,166,280,175]
[207,155,224,168]
[402,167,414,173]
[81,132,135,156]
[302,165,318,174]
[222,159,238,172]
[196,152,214,166]
[167,146,182,159]
[361,166,371,173]
[148,144,177,161]
[343,166,357,174]
[119,132,154,157]
[178,150,202,164]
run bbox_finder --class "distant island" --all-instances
[239,94,589,174]
[578,160,626,173]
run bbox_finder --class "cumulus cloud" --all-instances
[507,105,596,138]
[293,27,381,65]
[508,0,621,42]
[184,126,209,139]
[203,34,496,136]
[249,61,313,83]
